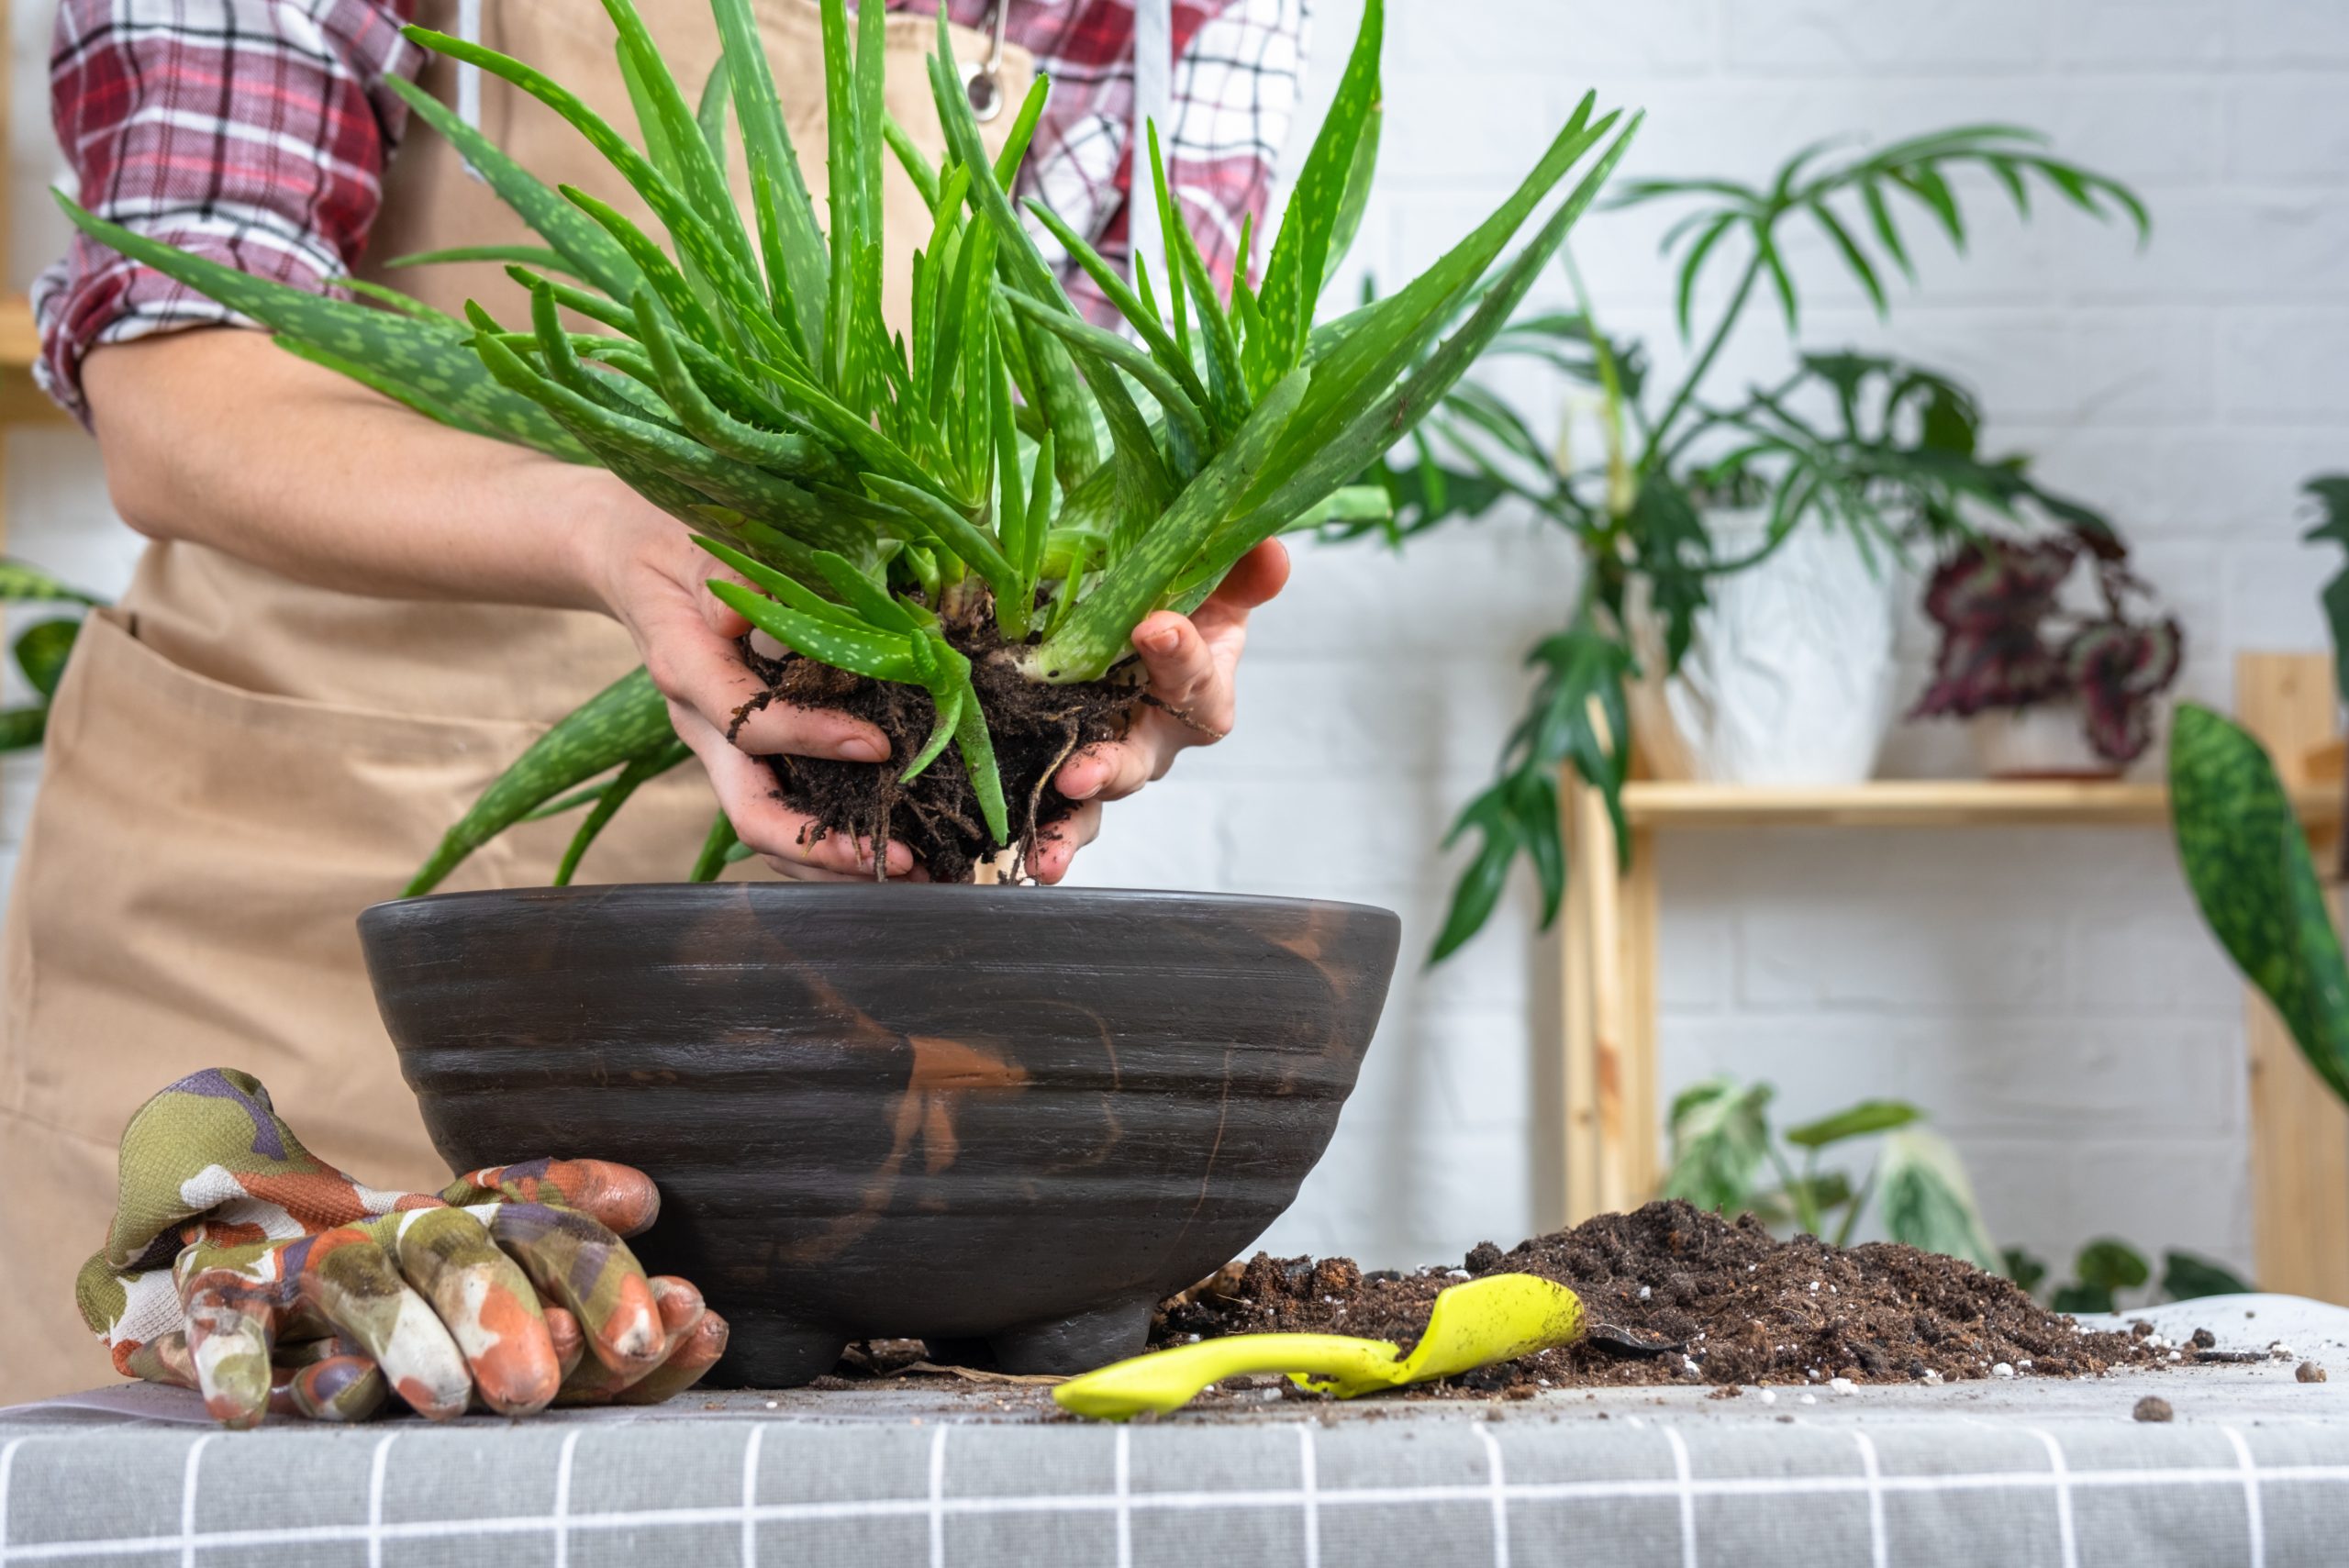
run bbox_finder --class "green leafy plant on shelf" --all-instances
[1321,128,2149,959]
[2002,1239,2252,1316]
[1660,1077,2001,1271]
[2168,476,2349,1116]
[61,0,1642,889]
[0,561,104,751]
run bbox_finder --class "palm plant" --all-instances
[61,0,1640,889]
[1326,128,2149,958]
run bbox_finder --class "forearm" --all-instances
[83,328,613,614]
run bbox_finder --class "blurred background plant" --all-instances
[1910,533,2183,771]
[0,562,103,752]
[2001,1238,2252,1315]
[1326,126,2151,960]
[1659,1076,2000,1271]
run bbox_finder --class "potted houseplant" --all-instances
[1912,534,2185,778]
[1330,128,2147,958]
[64,0,1636,1380]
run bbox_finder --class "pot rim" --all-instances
[360,881,1401,930]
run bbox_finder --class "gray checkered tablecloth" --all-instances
[0,1295,2343,1566]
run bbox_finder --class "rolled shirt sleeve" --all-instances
[33,0,423,423]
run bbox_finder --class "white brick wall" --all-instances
[6,1,2342,1284]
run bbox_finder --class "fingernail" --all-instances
[1142,628,1181,655]
[841,738,889,763]
[1063,772,1100,801]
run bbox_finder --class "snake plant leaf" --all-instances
[56,197,584,460]
[0,560,104,606]
[553,737,695,885]
[2304,475,2349,705]
[381,76,643,301]
[1784,1100,1921,1151]
[2171,702,2349,1103]
[13,617,81,701]
[1875,1129,2001,1271]
[408,665,674,895]
[1255,0,1381,385]
[707,579,922,683]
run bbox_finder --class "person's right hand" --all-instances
[584,493,919,882]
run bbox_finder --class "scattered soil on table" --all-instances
[1151,1200,2162,1395]
[740,619,1129,883]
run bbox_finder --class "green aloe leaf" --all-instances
[2169,702,2349,1104]
[903,679,963,783]
[1255,0,1382,382]
[952,675,1009,845]
[381,76,642,300]
[408,665,674,895]
[711,0,828,356]
[706,578,922,683]
[58,196,583,459]
[552,737,694,885]
[689,808,741,881]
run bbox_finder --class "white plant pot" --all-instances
[1626,507,1902,785]
[1966,704,2122,780]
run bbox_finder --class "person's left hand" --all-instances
[1030,539,1292,884]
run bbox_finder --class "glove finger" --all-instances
[386,1208,562,1417]
[281,1353,388,1423]
[179,1269,280,1429]
[613,1286,729,1407]
[444,1159,662,1237]
[557,1275,717,1406]
[542,1307,586,1380]
[478,1203,663,1378]
[124,1331,197,1392]
[291,1229,472,1421]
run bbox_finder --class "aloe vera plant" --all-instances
[60,0,1639,890]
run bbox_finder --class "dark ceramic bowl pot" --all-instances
[359,884,1397,1386]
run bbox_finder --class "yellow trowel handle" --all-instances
[1052,1332,1406,1420]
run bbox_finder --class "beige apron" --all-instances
[0,0,1031,1403]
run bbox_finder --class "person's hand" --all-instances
[584,491,918,883]
[1031,539,1292,884]
[78,1069,726,1428]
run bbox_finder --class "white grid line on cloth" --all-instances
[1114,1425,1133,1568]
[2223,1425,2266,1568]
[552,1429,581,1568]
[2030,1429,2078,1568]
[1475,1425,1508,1568]
[1851,1430,1887,1568]
[0,1436,24,1559]
[1663,1428,1697,1568]
[175,1433,214,1568]
[927,1425,949,1568]
[1296,1422,1319,1568]
[2,1458,2349,1561]
[740,1425,765,1568]
[365,1431,398,1568]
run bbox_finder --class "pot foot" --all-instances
[989,1298,1153,1376]
[707,1318,849,1390]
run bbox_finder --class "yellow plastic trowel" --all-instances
[1052,1273,1586,1421]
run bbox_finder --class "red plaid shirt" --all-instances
[36,0,1308,421]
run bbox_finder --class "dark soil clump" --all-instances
[742,621,1130,883]
[1153,1200,2159,1394]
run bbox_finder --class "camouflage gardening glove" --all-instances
[75,1069,728,1428]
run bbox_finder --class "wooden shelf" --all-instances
[1621,777,2342,829]
[0,294,37,369]
[0,294,67,427]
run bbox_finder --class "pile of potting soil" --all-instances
[1151,1200,2164,1393]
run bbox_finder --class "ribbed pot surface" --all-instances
[359,883,1397,1385]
